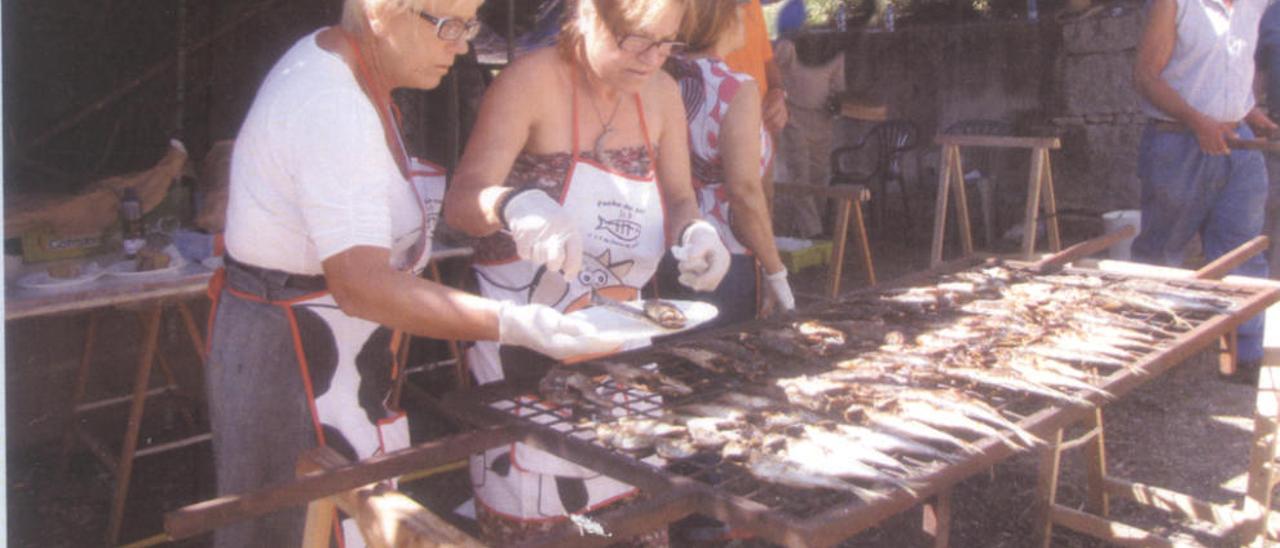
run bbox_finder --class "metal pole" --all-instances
[506,0,516,63]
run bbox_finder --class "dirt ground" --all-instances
[6,217,1276,547]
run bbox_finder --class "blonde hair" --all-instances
[681,0,742,54]
[557,0,690,62]
[340,0,470,33]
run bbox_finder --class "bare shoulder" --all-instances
[641,69,683,118]
[490,48,566,94]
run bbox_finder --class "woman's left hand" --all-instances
[671,220,731,292]
[761,268,796,316]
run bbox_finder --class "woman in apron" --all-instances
[660,0,795,328]
[207,1,619,546]
[443,0,732,542]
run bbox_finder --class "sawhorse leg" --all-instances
[922,489,953,548]
[106,304,164,545]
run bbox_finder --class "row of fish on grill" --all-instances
[536,262,1245,501]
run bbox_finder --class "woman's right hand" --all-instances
[502,189,584,277]
[497,302,621,360]
[761,268,796,317]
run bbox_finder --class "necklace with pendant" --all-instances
[583,77,624,162]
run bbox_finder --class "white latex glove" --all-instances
[502,189,583,277]
[497,302,621,360]
[762,268,796,314]
[670,220,731,292]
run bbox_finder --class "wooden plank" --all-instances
[165,424,518,540]
[782,182,871,202]
[935,134,1061,149]
[300,446,484,548]
[1025,226,1136,274]
[930,145,957,267]
[1103,477,1240,529]
[1195,236,1270,280]
[1050,505,1177,547]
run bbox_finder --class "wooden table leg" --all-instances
[1083,408,1109,516]
[1039,148,1062,252]
[852,199,876,286]
[922,489,953,548]
[106,304,164,545]
[1022,146,1048,259]
[1036,428,1065,548]
[829,197,853,298]
[950,147,975,259]
[1221,332,1240,376]
[1239,362,1280,545]
[931,145,957,268]
[175,301,206,364]
[61,310,101,470]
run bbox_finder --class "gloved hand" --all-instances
[497,302,621,360]
[671,220,731,292]
[501,189,583,277]
[761,268,796,316]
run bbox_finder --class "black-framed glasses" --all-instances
[617,34,687,57]
[414,10,482,42]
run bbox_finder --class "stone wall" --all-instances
[837,6,1146,221]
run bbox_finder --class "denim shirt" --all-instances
[1141,0,1265,122]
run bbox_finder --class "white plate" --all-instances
[568,299,718,342]
[16,263,105,290]
[105,254,187,278]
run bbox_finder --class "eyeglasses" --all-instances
[414,9,482,42]
[617,34,687,57]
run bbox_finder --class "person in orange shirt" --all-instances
[724,0,788,133]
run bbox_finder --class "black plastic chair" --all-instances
[943,119,1014,247]
[830,120,919,239]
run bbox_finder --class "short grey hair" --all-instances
[340,0,474,33]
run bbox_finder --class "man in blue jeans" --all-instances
[1133,0,1277,383]
[1257,2,1280,280]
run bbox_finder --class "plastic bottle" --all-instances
[120,188,145,258]
[885,3,896,32]
[1027,0,1039,21]
[836,2,848,32]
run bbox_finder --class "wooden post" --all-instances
[1239,361,1280,545]
[921,489,953,548]
[1036,428,1065,548]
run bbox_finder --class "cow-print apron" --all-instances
[467,82,669,522]
[205,31,444,547]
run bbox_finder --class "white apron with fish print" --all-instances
[468,93,669,521]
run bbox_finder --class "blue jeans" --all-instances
[1132,123,1269,362]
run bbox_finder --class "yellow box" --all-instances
[778,239,833,273]
[21,226,108,263]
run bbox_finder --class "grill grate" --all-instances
[449,264,1280,539]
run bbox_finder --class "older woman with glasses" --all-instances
[444,0,730,541]
[208,0,620,545]
[661,0,795,326]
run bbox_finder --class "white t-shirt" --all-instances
[225,30,422,275]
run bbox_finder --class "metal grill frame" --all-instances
[443,259,1280,547]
